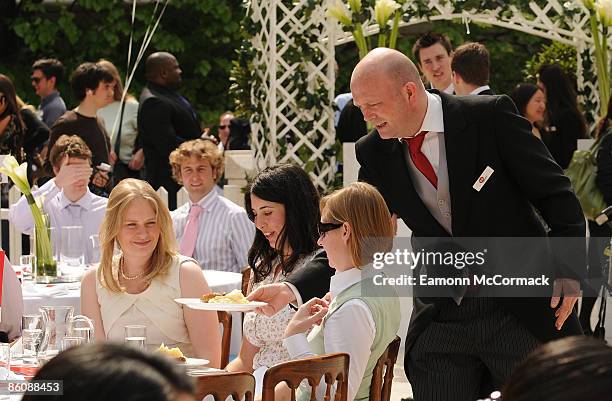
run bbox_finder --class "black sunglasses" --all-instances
[30,76,42,84]
[218,125,229,130]
[318,221,343,237]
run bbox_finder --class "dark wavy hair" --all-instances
[22,343,195,401]
[537,64,586,137]
[0,74,25,131]
[502,336,612,401]
[245,164,320,283]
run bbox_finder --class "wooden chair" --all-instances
[194,371,255,401]
[241,266,251,295]
[217,311,232,368]
[262,353,349,401]
[369,336,401,401]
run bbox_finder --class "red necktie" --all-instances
[404,132,438,188]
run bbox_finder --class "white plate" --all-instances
[175,298,267,312]
[180,358,210,367]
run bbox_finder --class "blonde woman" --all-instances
[81,178,221,366]
[282,182,401,401]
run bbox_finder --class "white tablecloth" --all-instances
[21,269,243,354]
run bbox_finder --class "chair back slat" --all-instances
[217,311,232,368]
[261,353,349,401]
[194,371,255,401]
[369,336,401,401]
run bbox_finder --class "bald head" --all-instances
[145,52,182,88]
[351,48,424,91]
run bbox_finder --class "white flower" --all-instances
[596,0,612,26]
[327,0,352,26]
[0,155,31,196]
[374,0,401,28]
[347,0,362,13]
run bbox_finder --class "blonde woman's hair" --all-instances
[98,179,177,292]
[169,139,224,184]
[320,182,393,267]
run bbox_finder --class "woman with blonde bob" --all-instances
[81,179,221,365]
[281,182,401,401]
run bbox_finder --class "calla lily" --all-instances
[580,0,596,10]
[0,155,31,196]
[327,0,352,26]
[596,0,612,26]
[374,0,401,28]
[347,0,362,13]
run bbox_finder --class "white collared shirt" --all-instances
[442,82,455,94]
[470,85,491,95]
[171,189,255,273]
[400,91,445,175]
[283,267,376,401]
[9,179,108,264]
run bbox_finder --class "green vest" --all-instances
[298,270,401,401]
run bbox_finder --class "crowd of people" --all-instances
[1,30,612,401]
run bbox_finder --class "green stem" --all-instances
[389,12,401,49]
[353,23,369,59]
[378,31,387,48]
[590,14,608,118]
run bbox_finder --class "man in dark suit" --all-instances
[451,42,494,96]
[351,48,584,400]
[138,52,202,209]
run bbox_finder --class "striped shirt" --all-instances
[171,189,255,273]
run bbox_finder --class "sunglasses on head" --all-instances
[218,125,229,130]
[318,221,343,237]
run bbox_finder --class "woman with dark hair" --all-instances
[580,96,612,335]
[509,83,546,139]
[22,343,196,401]
[0,74,26,163]
[226,163,320,395]
[501,336,612,401]
[537,64,587,169]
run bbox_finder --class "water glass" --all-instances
[124,325,147,349]
[20,254,36,281]
[60,226,85,277]
[0,343,10,379]
[61,336,84,351]
[88,234,101,265]
[22,314,43,365]
[71,326,92,343]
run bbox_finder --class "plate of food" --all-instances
[156,344,209,367]
[175,289,267,312]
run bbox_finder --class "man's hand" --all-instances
[109,151,118,165]
[550,278,580,330]
[92,170,109,188]
[54,155,93,189]
[284,297,329,338]
[247,283,296,316]
[128,149,145,171]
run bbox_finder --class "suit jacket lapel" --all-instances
[440,93,478,235]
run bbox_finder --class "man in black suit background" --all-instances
[351,48,584,400]
[451,42,494,96]
[138,52,202,209]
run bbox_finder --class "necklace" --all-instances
[119,257,146,281]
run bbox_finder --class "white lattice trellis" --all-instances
[250,0,611,189]
[249,0,336,190]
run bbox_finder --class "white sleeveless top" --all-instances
[95,254,193,355]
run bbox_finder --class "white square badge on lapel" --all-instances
[473,166,494,192]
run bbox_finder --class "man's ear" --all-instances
[48,76,56,88]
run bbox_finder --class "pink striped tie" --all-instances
[179,204,203,257]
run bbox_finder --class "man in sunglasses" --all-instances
[31,58,66,127]
[217,111,234,151]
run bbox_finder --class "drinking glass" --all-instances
[0,343,10,379]
[20,254,36,281]
[71,326,92,343]
[21,314,43,365]
[88,234,100,265]
[61,336,84,351]
[124,325,147,349]
[60,226,85,278]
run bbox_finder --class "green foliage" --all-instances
[1,0,243,126]
[524,41,578,83]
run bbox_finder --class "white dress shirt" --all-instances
[283,268,376,401]
[442,82,455,94]
[470,85,491,95]
[171,189,255,272]
[9,179,108,264]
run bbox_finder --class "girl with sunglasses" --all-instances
[226,163,321,394]
[0,74,26,164]
[282,182,401,401]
